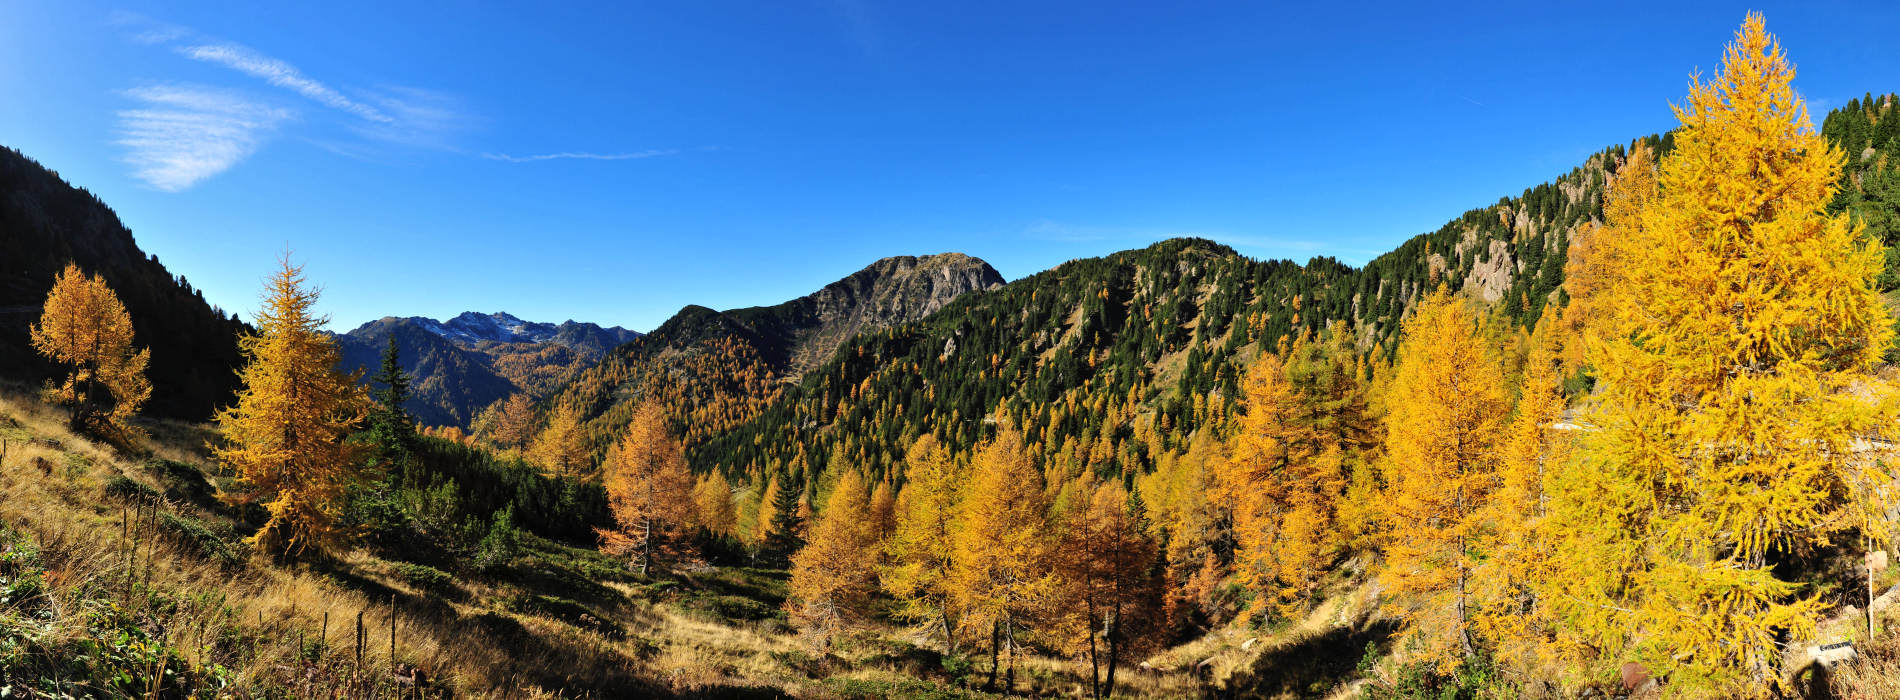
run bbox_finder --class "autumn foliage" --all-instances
[1377,289,1510,668]
[1543,14,1899,694]
[597,401,698,574]
[30,262,151,432]
[787,469,880,640]
[530,401,591,479]
[126,12,1900,699]
[214,255,368,556]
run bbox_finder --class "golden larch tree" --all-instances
[1275,325,1374,611]
[30,263,151,432]
[597,401,697,574]
[1055,477,1161,700]
[1545,14,1899,694]
[1555,143,1656,375]
[1471,316,1571,669]
[1216,351,1302,613]
[883,435,967,649]
[1134,430,1229,635]
[215,255,367,556]
[1378,289,1509,668]
[530,401,590,479]
[481,392,540,451]
[1219,328,1369,619]
[866,480,898,543]
[693,471,738,536]
[951,423,1059,692]
[787,470,880,642]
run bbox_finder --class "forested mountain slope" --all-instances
[1824,92,1900,286]
[678,138,1667,486]
[539,253,1004,457]
[0,146,247,419]
[540,141,1638,485]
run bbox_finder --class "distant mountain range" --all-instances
[332,313,640,429]
[372,311,640,354]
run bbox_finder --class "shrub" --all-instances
[394,562,454,593]
[679,591,778,623]
[143,458,216,504]
[158,512,241,567]
[103,475,159,503]
[474,506,520,572]
[1359,655,1514,700]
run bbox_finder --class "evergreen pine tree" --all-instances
[367,335,415,468]
[762,473,806,566]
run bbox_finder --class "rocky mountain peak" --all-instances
[779,252,1005,374]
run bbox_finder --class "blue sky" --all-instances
[2,2,1897,332]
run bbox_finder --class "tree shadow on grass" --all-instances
[1222,619,1400,699]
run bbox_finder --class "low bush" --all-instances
[394,562,455,593]
[158,512,241,567]
[102,475,159,503]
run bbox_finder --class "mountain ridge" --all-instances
[346,311,641,354]
[332,312,641,428]
[534,252,1006,456]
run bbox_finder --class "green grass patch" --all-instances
[823,676,995,700]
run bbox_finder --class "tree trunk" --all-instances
[1104,606,1121,698]
[1085,584,1101,698]
[1454,451,1474,661]
[942,610,958,654]
[987,621,1000,690]
[1005,616,1017,696]
[639,519,653,575]
[1456,558,1473,659]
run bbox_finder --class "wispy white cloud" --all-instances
[352,86,475,148]
[107,13,479,186]
[176,43,393,124]
[110,13,679,184]
[114,85,292,192]
[108,11,189,45]
[480,149,680,163]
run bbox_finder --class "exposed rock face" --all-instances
[1464,239,1516,303]
[621,253,1005,376]
[768,253,1005,375]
